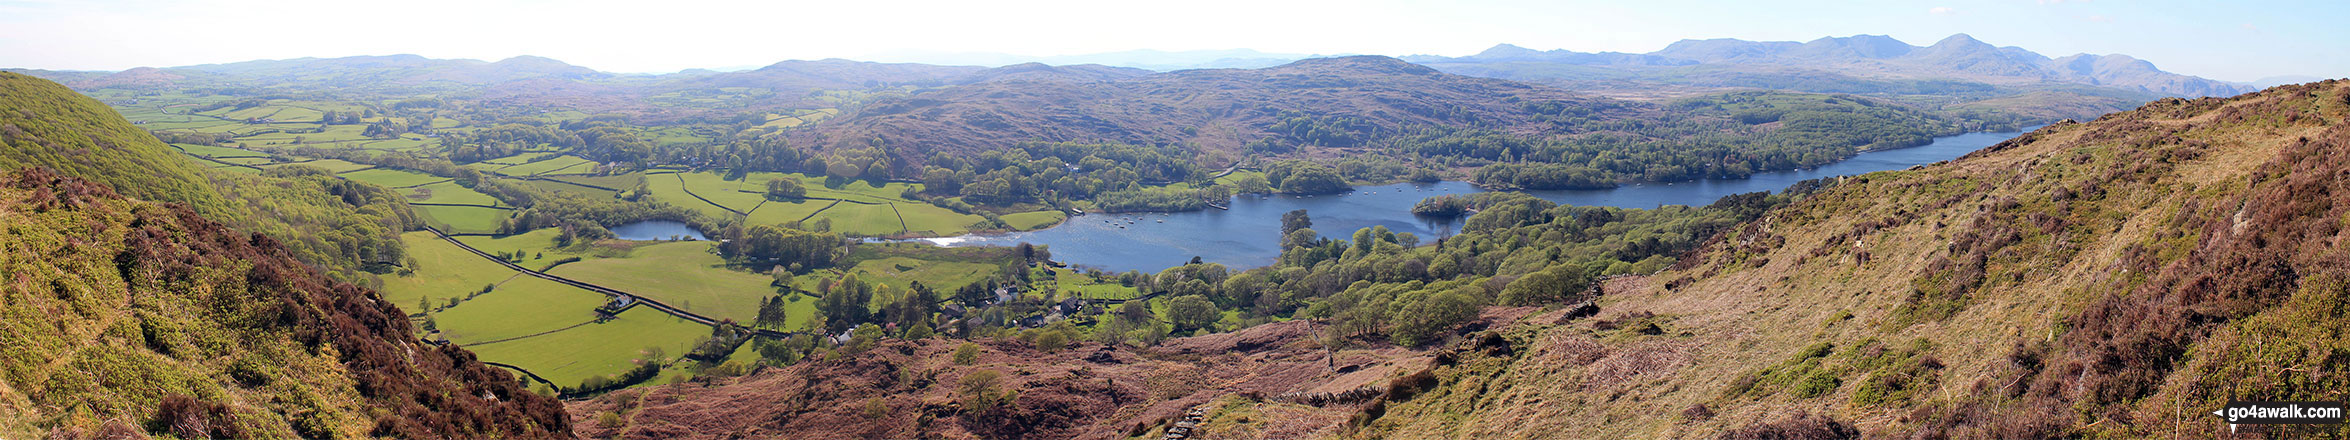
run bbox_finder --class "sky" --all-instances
[0,0,2342,82]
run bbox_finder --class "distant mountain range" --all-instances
[4,34,2276,102]
[1406,34,2255,98]
[857,48,1316,72]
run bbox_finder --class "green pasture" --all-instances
[337,168,446,188]
[417,205,510,234]
[1000,210,1067,231]
[460,307,711,387]
[403,180,501,206]
[434,276,610,345]
[171,143,269,158]
[547,241,779,324]
[382,231,522,312]
[267,158,372,173]
[498,155,596,176]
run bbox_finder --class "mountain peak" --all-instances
[1276,55,1440,75]
[1930,33,1990,48]
[1476,43,1542,57]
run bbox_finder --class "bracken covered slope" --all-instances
[0,168,571,438]
[0,70,568,438]
[1349,80,2350,438]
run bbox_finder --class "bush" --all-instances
[1033,330,1069,353]
[1792,371,1842,398]
[1715,411,1859,440]
[953,342,980,365]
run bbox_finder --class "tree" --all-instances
[818,276,875,334]
[1500,263,1595,306]
[764,177,806,201]
[1232,174,1274,194]
[1281,210,1313,236]
[1277,163,1350,194]
[754,295,792,330]
[1388,287,1482,346]
[731,225,844,269]
[1165,295,1220,332]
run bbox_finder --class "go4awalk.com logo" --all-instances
[2213,401,2345,427]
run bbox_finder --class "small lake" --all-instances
[917,129,2029,273]
[611,220,708,241]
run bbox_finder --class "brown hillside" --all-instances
[567,316,1522,439]
[1347,81,2350,438]
[0,168,569,438]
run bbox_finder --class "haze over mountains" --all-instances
[1408,34,2253,98]
[8,34,2261,99]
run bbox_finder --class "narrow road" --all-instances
[422,226,798,339]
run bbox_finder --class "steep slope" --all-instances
[1348,81,2350,438]
[0,168,570,438]
[1,71,225,214]
[1,72,569,436]
[1,72,415,281]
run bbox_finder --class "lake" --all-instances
[611,220,709,241]
[915,129,2029,273]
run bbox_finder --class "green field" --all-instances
[548,173,640,189]
[434,276,610,344]
[404,181,501,206]
[1047,267,1145,300]
[208,156,277,166]
[382,231,522,312]
[338,168,447,188]
[496,155,597,176]
[240,125,368,144]
[418,205,511,233]
[268,158,372,173]
[523,178,616,199]
[1001,211,1067,231]
[646,172,748,218]
[460,307,712,387]
[674,172,767,212]
[454,227,640,269]
[171,143,269,158]
[548,241,782,324]
[794,256,999,294]
[814,203,906,235]
[645,171,988,236]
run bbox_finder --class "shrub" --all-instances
[952,342,980,365]
[1715,411,1859,440]
[1792,371,1841,398]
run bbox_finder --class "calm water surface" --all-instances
[611,220,709,241]
[918,130,2028,273]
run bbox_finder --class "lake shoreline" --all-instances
[885,128,2033,273]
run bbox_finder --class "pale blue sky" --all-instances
[0,0,2340,81]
